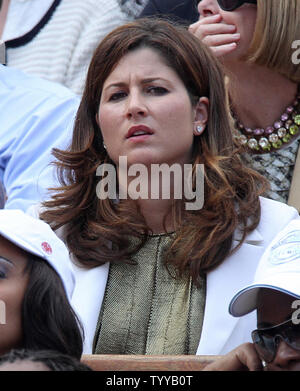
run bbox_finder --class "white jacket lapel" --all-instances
[196,229,264,354]
[71,262,109,354]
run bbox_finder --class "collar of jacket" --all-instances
[197,227,264,354]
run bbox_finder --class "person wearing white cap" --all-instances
[0,209,83,359]
[204,219,300,371]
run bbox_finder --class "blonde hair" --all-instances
[246,0,300,82]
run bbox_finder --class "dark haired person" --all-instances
[0,209,83,359]
[190,0,300,210]
[0,349,92,371]
[40,18,299,355]
[138,0,199,24]
[204,219,300,371]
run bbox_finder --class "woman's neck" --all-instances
[137,198,176,235]
[226,61,298,129]
[118,164,186,234]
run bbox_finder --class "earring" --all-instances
[196,125,203,134]
[103,143,107,150]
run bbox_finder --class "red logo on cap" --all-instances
[41,242,52,255]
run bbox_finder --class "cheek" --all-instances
[98,106,123,164]
[159,98,194,131]
[0,279,28,355]
[230,11,256,45]
[217,10,239,26]
[239,19,256,45]
[220,9,255,35]
[98,108,109,139]
[98,105,121,141]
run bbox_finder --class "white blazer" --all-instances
[68,197,300,354]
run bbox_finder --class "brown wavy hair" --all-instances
[41,18,268,285]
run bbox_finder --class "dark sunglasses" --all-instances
[251,317,300,363]
[217,0,257,11]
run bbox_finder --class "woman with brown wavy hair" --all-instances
[40,18,299,355]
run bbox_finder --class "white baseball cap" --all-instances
[0,209,74,300]
[229,219,300,317]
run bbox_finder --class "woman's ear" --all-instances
[193,97,209,136]
[95,113,107,151]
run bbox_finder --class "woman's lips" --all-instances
[127,133,152,142]
[126,125,154,139]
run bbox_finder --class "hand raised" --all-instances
[189,14,240,57]
[202,343,263,371]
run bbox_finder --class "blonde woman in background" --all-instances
[190,0,300,210]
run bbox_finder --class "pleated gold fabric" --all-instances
[93,233,206,355]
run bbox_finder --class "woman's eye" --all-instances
[0,269,6,279]
[146,86,168,95]
[109,91,127,101]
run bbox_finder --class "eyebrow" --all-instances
[0,256,13,266]
[104,78,169,90]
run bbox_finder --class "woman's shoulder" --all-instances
[259,196,299,215]
[257,196,300,240]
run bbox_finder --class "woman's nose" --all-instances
[126,92,147,119]
[198,0,220,17]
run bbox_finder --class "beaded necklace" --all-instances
[232,85,300,154]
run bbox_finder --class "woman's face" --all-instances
[257,289,300,371]
[0,360,50,371]
[0,236,29,355]
[197,0,257,61]
[97,47,208,168]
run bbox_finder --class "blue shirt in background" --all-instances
[0,64,79,211]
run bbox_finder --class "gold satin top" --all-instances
[93,233,206,355]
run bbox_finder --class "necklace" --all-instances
[232,86,300,154]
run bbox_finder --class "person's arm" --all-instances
[203,343,263,371]
[0,72,79,211]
